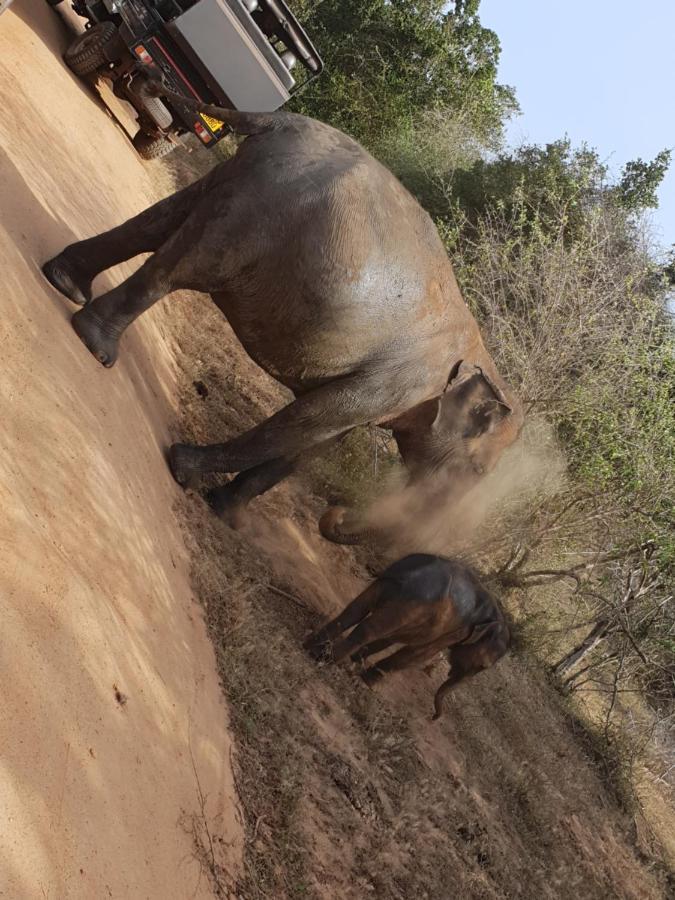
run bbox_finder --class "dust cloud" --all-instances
[239,418,565,618]
[361,418,566,563]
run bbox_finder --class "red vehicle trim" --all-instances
[150,37,202,101]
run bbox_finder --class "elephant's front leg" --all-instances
[205,434,345,524]
[169,374,389,485]
[205,456,297,525]
[304,582,383,660]
[351,637,397,664]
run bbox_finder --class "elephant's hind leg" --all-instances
[70,205,215,366]
[329,605,403,665]
[350,638,396,665]
[71,248,175,367]
[43,176,208,306]
[304,581,382,660]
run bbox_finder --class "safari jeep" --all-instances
[59,0,323,158]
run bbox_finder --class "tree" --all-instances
[662,245,675,287]
[291,0,517,152]
[616,149,672,211]
[437,138,675,746]
[445,142,672,247]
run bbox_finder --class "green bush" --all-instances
[292,0,517,154]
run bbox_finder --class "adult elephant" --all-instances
[42,83,523,542]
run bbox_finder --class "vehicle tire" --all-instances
[132,131,175,160]
[64,22,122,76]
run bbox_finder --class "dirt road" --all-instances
[0,5,242,897]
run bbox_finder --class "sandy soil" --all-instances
[0,5,242,898]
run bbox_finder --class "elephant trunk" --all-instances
[318,506,374,545]
[432,677,454,721]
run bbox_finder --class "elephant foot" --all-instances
[205,484,246,529]
[351,649,373,667]
[42,255,92,307]
[361,667,384,687]
[167,443,205,489]
[303,635,331,662]
[71,307,120,367]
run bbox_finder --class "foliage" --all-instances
[291,0,517,153]
[442,141,672,248]
[617,149,672,211]
[663,245,675,287]
[376,108,488,223]
[448,164,675,733]
[451,140,608,234]
[560,336,675,563]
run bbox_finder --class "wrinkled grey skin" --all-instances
[42,89,523,538]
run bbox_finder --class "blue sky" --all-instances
[478,0,674,251]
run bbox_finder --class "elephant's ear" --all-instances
[443,359,477,393]
[445,361,513,409]
[407,396,443,430]
[466,397,511,437]
[474,365,513,413]
[416,361,491,429]
[450,363,513,437]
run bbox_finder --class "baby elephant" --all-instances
[304,554,510,720]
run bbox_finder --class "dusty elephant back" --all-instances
[377,555,502,630]
[231,113,454,283]
[203,115,476,392]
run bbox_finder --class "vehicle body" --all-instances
[61,0,322,158]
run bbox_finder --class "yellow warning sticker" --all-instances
[200,113,224,132]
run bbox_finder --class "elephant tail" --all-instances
[140,79,282,135]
